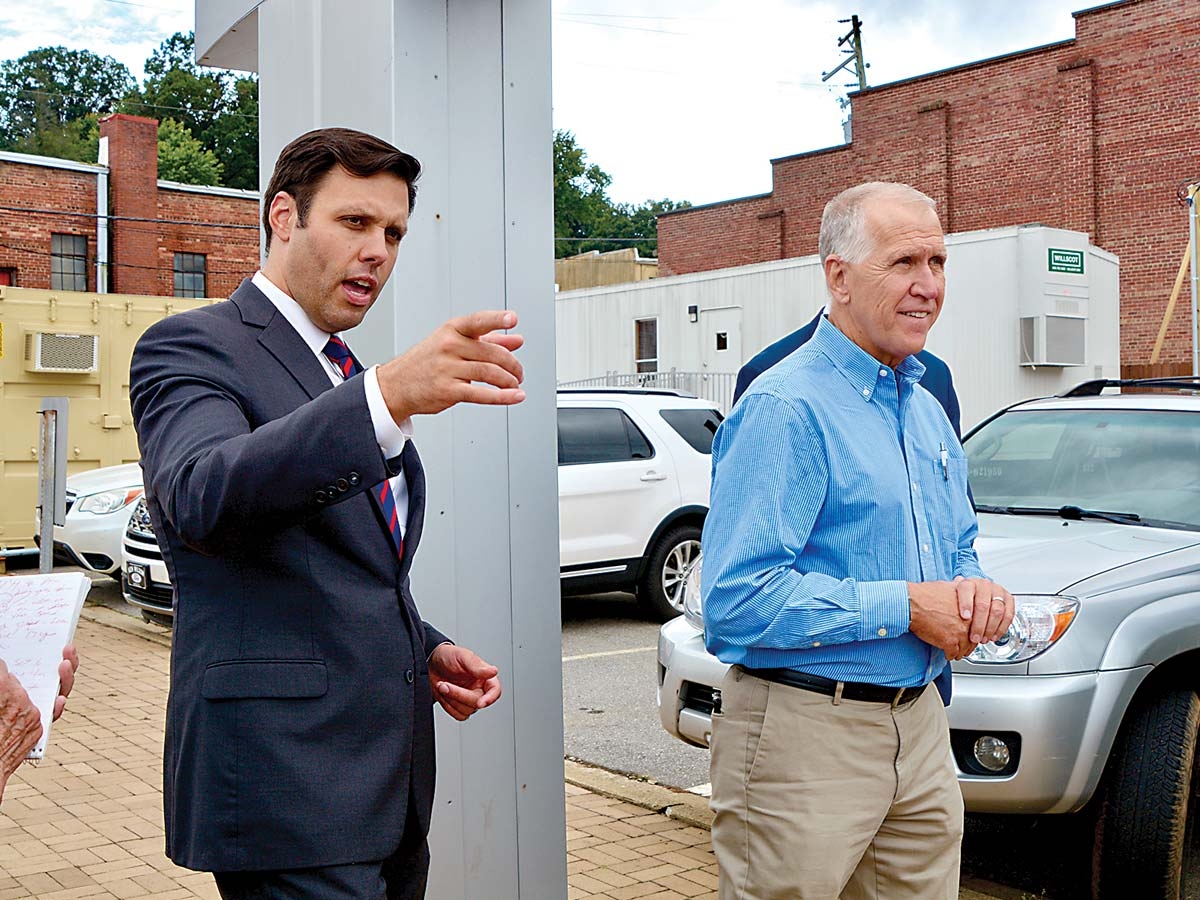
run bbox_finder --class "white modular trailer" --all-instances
[555,225,1120,431]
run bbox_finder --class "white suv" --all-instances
[557,388,721,621]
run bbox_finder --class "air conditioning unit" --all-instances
[23,331,99,374]
[1020,314,1086,367]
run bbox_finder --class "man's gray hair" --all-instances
[818,182,938,264]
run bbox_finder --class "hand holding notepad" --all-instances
[0,572,88,798]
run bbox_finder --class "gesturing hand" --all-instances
[377,310,525,423]
[428,643,502,722]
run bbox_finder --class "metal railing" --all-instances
[557,369,737,413]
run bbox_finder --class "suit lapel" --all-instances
[231,279,334,402]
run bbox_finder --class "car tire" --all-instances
[1091,688,1200,900]
[638,524,702,623]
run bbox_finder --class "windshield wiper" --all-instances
[975,504,1142,525]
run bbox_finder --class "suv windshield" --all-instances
[965,408,1200,530]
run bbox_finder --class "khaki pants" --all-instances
[709,667,963,900]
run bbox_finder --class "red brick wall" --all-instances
[0,115,260,298]
[155,189,259,299]
[0,161,98,291]
[658,0,1200,369]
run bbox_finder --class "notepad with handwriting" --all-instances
[0,572,90,759]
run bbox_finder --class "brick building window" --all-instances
[174,252,207,298]
[50,234,88,291]
[0,268,15,286]
[635,317,658,374]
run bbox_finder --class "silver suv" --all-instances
[657,377,1200,898]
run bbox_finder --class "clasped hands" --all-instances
[908,578,1016,661]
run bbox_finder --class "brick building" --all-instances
[0,114,259,299]
[657,0,1200,373]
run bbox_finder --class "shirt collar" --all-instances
[810,315,927,404]
[251,270,330,356]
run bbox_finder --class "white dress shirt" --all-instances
[252,271,410,536]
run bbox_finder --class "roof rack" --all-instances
[1059,376,1200,397]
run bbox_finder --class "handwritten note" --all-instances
[0,572,89,759]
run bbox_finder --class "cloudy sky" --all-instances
[1,0,1094,205]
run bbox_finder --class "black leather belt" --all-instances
[741,666,927,708]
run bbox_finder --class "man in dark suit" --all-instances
[733,311,964,705]
[734,311,961,438]
[130,128,525,899]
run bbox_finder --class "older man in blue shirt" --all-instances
[702,182,1015,900]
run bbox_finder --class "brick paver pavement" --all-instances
[0,607,722,900]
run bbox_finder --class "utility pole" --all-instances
[822,15,868,91]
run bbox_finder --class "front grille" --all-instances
[124,579,173,613]
[124,539,163,562]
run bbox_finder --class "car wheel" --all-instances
[1092,688,1200,900]
[638,525,702,623]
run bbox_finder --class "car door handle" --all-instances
[640,471,668,482]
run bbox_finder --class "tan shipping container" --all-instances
[0,286,214,548]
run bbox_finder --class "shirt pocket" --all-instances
[920,456,971,577]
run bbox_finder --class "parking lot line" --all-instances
[562,645,657,662]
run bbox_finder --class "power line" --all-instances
[0,203,258,230]
[6,88,259,122]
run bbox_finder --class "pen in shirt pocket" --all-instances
[939,442,949,480]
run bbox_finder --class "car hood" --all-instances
[67,462,143,494]
[974,513,1200,595]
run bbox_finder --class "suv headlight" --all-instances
[75,488,143,515]
[681,554,704,631]
[967,594,1079,664]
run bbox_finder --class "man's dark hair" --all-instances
[262,127,422,250]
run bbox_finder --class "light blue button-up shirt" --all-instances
[701,316,983,688]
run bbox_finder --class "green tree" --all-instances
[205,75,258,190]
[553,130,688,258]
[0,47,134,157]
[608,198,691,258]
[122,32,258,189]
[157,117,223,185]
[554,129,617,258]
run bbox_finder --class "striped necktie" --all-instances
[322,336,404,559]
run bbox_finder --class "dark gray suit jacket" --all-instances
[130,279,447,873]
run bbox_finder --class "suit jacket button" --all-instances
[405,669,415,684]
[314,490,328,504]
[326,483,339,496]
[348,472,362,486]
[336,478,350,492]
